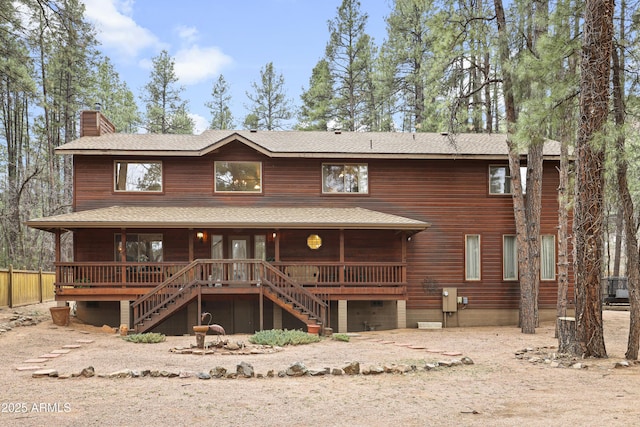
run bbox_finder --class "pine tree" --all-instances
[141,50,194,134]
[89,56,140,133]
[206,74,234,130]
[243,62,293,130]
[298,59,333,130]
[325,0,375,131]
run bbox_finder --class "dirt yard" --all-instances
[0,302,638,426]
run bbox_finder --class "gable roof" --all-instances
[26,206,430,233]
[55,130,563,160]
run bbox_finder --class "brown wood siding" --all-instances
[72,140,571,310]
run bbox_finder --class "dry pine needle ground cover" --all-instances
[0,302,638,427]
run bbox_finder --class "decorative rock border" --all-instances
[515,346,640,369]
[32,357,475,380]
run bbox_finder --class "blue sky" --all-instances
[82,0,391,133]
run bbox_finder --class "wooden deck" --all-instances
[53,260,407,301]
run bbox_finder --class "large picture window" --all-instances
[215,161,262,192]
[115,161,162,192]
[541,235,556,280]
[322,164,368,194]
[489,165,527,195]
[115,234,163,262]
[465,234,481,280]
[503,235,518,280]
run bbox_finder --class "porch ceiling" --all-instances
[26,206,430,233]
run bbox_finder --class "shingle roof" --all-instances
[55,130,562,159]
[26,206,430,232]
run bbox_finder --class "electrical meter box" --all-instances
[442,287,458,312]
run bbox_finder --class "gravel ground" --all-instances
[0,302,638,426]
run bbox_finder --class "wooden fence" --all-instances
[0,266,56,308]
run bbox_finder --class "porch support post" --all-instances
[120,300,131,328]
[188,228,194,262]
[259,285,264,331]
[339,230,345,282]
[120,229,127,287]
[273,305,282,329]
[55,230,61,263]
[274,231,280,262]
[396,300,407,329]
[338,299,348,333]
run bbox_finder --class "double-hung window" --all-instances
[503,235,518,280]
[465,234,481,280]
[322,164,368,194]
[541,235,556,280]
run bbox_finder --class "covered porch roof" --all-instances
[26,206,430,233]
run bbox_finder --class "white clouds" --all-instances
[82,0,161,58]
[174,46,233,85]
[189,114,209,135]
[175,25,199,44]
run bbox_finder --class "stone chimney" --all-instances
[80,109,116,137]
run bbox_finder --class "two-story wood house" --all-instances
[27,111,572,334]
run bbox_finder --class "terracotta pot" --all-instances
[50,306,70,326]
[307,324,321,335]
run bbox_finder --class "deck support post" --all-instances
[338,300,348,333]
[273,305,282,329]
[396,300,407,329]
[120,300,131,328]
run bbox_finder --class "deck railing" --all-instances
[54,260,406,291]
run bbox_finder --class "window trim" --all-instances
[465,234,481,281]
[321,163,369,195]
[503,235,518,281]
[214,161,263,194]
[541,235,556,281]
[114,160,163,193]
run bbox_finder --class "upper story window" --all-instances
[215,161,262,193]
[489,165,526,195]
[115,161,162,192]
[322,164,368,194]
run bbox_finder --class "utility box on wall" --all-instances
[442,287,458,312]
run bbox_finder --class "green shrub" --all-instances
[249,329,321,346]
[122,332,166,344]
[332,333,350,342]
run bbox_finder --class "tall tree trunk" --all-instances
[573,0,614,358]
[494,0,539,334]
[612,44,640,360]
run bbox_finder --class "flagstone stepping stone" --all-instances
[62,344,82,349]
[409,345,426,349]
[39,353,61,358]
[32,369,58,378]
[75,339,94,343]
[51,349,71,354]
[380,341,395,344]
[16,366,44,371]
[23,358,48,363]
[442,351,462,356]
[395,343,413,347]
[426,349,444,353]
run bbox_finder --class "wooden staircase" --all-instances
[132,260,200,333]
[132,260,328,334]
